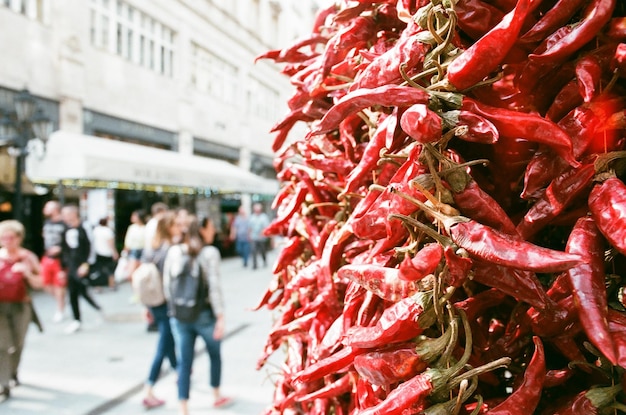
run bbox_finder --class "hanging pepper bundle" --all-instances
[256,0,626,413]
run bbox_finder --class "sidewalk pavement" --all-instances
[3,250,284,415]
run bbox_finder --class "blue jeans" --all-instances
[170,309,222,400]
[235,239,251,266]
[147,303,177,385]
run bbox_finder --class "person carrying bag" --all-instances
[163,215,232,415]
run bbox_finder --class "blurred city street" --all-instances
[2,250,282,415]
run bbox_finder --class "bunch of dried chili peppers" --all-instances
[255,0,626,413]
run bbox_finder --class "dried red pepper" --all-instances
[447,0,531,90]
[588,175,626,256]
[565,216,617,364]
[529,0,617,64]
[485,336,546,415]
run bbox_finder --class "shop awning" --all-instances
[26,131,279,195]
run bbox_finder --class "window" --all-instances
[247,77,279,120]
[191,44,238,104]
[2,0,49,23]
[89,0,174,76]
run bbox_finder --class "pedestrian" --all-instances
[0,220,43,399]
[61,205,103,334]
[141,203,170,331]
[92,217,119,290]
[123,209,147,280]
[163,215,232,414]
[249,203,270,269]
[140,211,180,409]
[40,200,68,322]
[144,202,169,255]
[229,205,251,267]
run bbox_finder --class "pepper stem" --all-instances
[447,357,512,390]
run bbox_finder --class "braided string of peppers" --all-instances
[256,0,626,413]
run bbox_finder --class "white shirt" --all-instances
[93,225,115,257]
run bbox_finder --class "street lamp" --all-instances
[0,88,53,223]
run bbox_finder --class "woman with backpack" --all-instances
[163,215,232,415]
[139,211,180,409]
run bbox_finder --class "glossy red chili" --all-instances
[516,163,596,239]
[447,0,531,90]
[398,243,443,282]
[461,98,580,167]
[588,176,626,256]
[343,292,436,348]
[485,336,546,415]
[565,216,617,365]
[311,85,430,136]
[400,104,442,144]
[337,263,420,302]
[529,0,617,64]
[518,0,587,45]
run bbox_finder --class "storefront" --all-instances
[26,131,279,254]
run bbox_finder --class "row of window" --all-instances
[89,0,174,76]
[1,0,45,22]
[2,0,282,118]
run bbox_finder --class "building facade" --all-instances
[0,0,324,252]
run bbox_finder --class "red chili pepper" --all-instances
[318,16,377,80]
[607,17,626,40]
[441,217,584,273]
[310,85,430,136]
[472,260,553,310]
[545,79,583,122]
[485,337,546,415]
[612,42,626,77]
[607,309,626,368]
[565,216,617,365]
[293,346,363,385]
[398,243,443,282]
[544,368,575,388]
[461,97,580,167]
[351,20,428,90]
[454,288,508,321]
[443,245,473,287]
[589,176,626,256]
[400,104,442,144]
[272,236,305,274]
[575,55,603,103]
[351,155,427,240]
[527,295,578,338]
[453,111,499,144]
[343,112,396,195]
[452,179,517,235]
[529,0,617,64]
[353,333,449,387]
[516,163,596,240]
[356,371,431,415]
[455,0,505,40]
[343,292,436,348]
[295,374,352,403]
[337,264,421,302]
[544,384,622,415]
[264,182,308,236]
[518,0,587,45]
[447,0,532,90]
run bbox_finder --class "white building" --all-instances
[0,0,324,251]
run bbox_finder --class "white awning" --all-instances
[26,131,279,195]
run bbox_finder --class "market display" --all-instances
[256,0,626,413]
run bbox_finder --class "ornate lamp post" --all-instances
[0,88,53,223]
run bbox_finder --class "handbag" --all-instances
[0,258,28,303]
[132,262,165,307]
[114,252,131,283]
